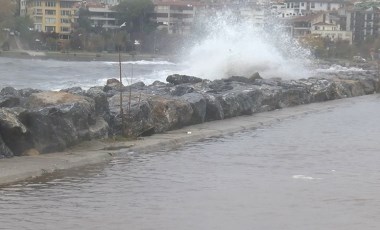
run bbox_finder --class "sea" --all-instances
[0,56,379,229]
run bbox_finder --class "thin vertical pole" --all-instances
[119,48,124,136]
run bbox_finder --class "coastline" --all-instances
[1,94,377,186]
[0,50,175,62]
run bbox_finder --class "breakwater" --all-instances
[1,71,379,158]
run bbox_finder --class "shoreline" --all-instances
[0,50,175,62]
[1,94,377,186]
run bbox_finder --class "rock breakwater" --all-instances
[0,71,379,158]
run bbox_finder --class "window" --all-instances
[61,27,70,32]
[157,6,169,11]
[45,18,56,24]
[45,26,56,32]
[35,1,41,6]
[60,2,72,8]
[301,2,304,7]
[311,2,315,8]
[35,24,42,31]
[61,10,71,16]
[35,8,42,15]
[45,1,56,7]
[61,18,70,24]
[367,14,373,20]
[35,16,42,23]
[45,10,56,15]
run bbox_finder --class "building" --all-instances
[346,5,380,43]
[20,0,27,16]
[283,13,324,37]
[152,0,206,34]
[239,6,266,26]
[83,0,120,6]
[283,11,353,44]
[87,6,119,31]
[311,21,352,44]
[25,0,81,39]
[275,0,349,17]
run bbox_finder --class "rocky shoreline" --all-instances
[1,70,379,159]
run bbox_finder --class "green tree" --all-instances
[0,1,17,28]
[114,0,154,33]
[76,8,92,32]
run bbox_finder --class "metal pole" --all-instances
[119,43,124,136]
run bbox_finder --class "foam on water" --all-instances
[180,12,313,80]
[292,175,322,180]
[103,60,176,66]
[316,64,365,73]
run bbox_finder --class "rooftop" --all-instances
[153,0,205,7]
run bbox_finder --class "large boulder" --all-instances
[0,108,32,156]
[308,79,338,102]
[0,135,13,158]
[277,81,310,108]
[108,93,154,136]
[180,93,207,124]
[149,96,193,132]
[19,91,107,153]
[0,87,20,108]
[166,74,203,85]
[108,92,196,136]
[170,84,194,96]
[203,94,224,121]
[216,87,263,118]
[0,95,20,108]
[60,87,85,95]
[86,87,109,117]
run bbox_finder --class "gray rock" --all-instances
[217,87,263,118]
[0,108,32,156]
[0,87,19,96]
[0,95,20,108]
[60,87,85,95]
[207,80,234,93]
[0,134,13,158]
[19,91,106,153]
[170,84,194,96]
[18,88,42,97]
[203,94,224,121]
[86,87,109,117]
[166,74,203,85]
[180,93,207,124]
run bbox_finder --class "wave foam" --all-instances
[292,175,322,180]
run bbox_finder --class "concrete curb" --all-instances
[0,94,378,186]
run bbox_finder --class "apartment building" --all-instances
[278,0,348,17]
[82,0,120,6]
[237,5,267,26]
[346,5,380,43]
[311,21,352,44]
[20,0,27,16]
[25,0,81,39]
[152,0,206,34]
[87,6,119,31]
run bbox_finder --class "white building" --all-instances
[275,0,348,18]
[20,0,27,16]
[84,0,120,6]
[311,21,352,44]
[87,6,119,31]
[153,0,206,34]
[239,6,267,26]
[101,0,120,6]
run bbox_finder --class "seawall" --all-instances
[1,94,378,186]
